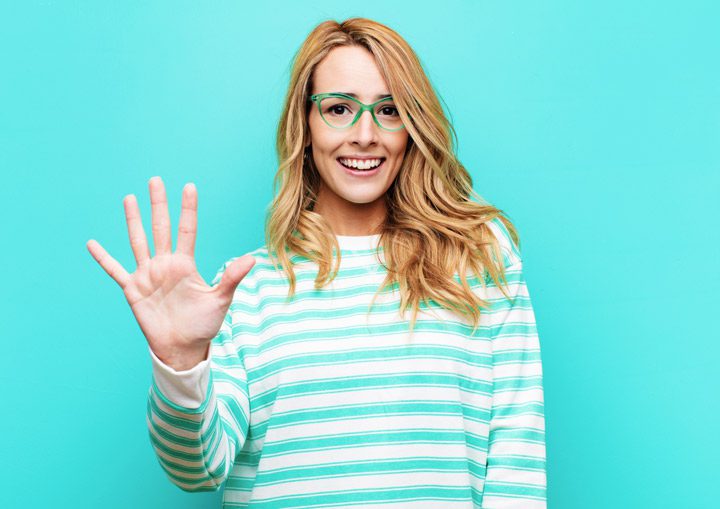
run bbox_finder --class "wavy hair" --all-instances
[265,17,520,335]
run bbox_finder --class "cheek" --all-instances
[311,131,345,154]
[307,115,327,143]
[390,129,409,149]
[391,135,409,159]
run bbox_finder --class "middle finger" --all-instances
[176,183,198,257]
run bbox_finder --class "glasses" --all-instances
[308,93,405,132]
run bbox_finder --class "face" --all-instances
[307,45,409,231]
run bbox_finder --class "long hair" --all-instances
[265,17,520,335]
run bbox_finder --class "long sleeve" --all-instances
[145,260,251,492]
[481,259,547,508]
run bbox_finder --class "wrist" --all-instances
[148,346,212,410]
[151,342,210,371]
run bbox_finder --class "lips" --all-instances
[336,157,385,176]
[336,157,386,171]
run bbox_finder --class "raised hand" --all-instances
[86,176,255,370]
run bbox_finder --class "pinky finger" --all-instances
[86,239,131,289]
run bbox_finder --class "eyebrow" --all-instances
[336,92,392,100]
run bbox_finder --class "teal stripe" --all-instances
[147,430,211,465]
[146,409,222,460]
[488,427,546,444]
[230,264,518,301]
[211,369,249,396]
[216,394,250,435]
[247,343,490,378]
[482,480,546,500]
[251,457,472,486]
[236,322,488,361]
[151,452,209,475]
[247,485,473,509]
[150,369,215,415]
[225,294,533,340]
[486,454,546,471]
[268,399,464,426]
[491,401,545,420]
[253,372,492,405]
[261,425,466,457]
[492,348,543,364]
[147,388,213,433]
[493,374,544,392]
[157,458,225,492]
[148,223,545,507]
[246,420,492,454]
[227,289,530,322]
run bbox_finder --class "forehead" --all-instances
[312,45,390,99]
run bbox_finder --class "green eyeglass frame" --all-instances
[308,92,406,132]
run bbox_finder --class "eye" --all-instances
[378,105,399,116]
[329,104,351,115]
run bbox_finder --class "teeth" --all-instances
[339,158,383,170]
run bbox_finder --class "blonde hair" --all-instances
[265,17,520,335]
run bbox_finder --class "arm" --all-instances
[482,259,547,508]
[145,261,251,492]
[87,178,254,491]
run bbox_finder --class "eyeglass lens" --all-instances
[319,97,403,130]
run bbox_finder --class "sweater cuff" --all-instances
[148,346,211,410]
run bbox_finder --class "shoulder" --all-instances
[484,216,522,268]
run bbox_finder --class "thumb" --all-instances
[215,255,256,300]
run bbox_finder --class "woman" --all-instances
[87,17,546,509]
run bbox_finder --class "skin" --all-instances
[86,45,407,370]
[308,45,409,235]
[86,178,256,371]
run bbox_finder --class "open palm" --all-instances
[87,176,255,370]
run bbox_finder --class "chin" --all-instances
[340,191,387,204]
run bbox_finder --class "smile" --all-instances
[336,157,385,176]
[337,157,385,171]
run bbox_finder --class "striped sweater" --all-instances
[146,217,547,508]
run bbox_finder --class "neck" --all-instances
[314,189,386,236]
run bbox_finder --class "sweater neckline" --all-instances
[334,233,382,251]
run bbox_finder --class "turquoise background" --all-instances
[1,1,718,507]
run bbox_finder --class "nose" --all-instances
[350,109,379,146]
